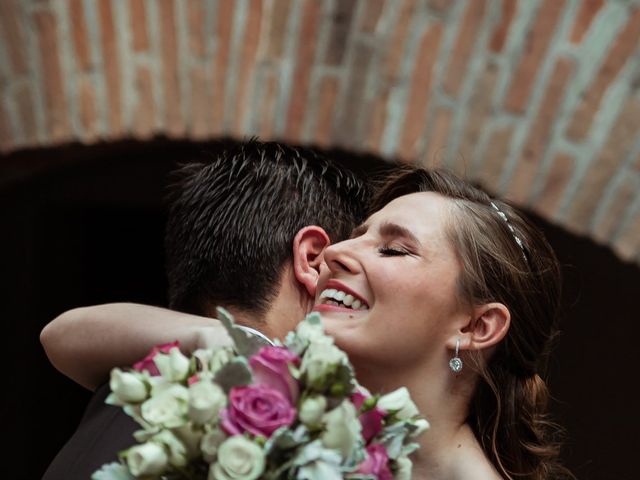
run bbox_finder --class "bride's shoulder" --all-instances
[447,433,504,480]
[450,447,504,480]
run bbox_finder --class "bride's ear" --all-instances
[454,303,511,352]
[292,226,331,297]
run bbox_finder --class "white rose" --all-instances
[299,395,327,425]
[395,455,413,480]
[210,436,265,480]
[188,380,227,424]
[321,400,362,459]
[109,369,147,404]
[173,424,204,459]
[301,337,347,386]
[141,384,189,428]
[377,387,419,419]
[411,418,430,437]
[296,315,325,343]
[154,347,191,382]
[200,429,227,462]
[126,442,168,476]
[151,430,188,467]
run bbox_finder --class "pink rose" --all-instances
[221,384,296,438]
[249,346,300,403]
[351,390,386,442]
[357,444,393,480]
[133,341,180,376]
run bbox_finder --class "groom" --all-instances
[42,140,376,479]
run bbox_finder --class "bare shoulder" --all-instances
[451,448,503,480]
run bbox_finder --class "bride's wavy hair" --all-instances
[370,167,573,480]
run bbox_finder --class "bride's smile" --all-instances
[313,192,469,374]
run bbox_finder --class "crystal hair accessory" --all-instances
[490,201,527,262]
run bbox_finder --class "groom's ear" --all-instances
[292,226,331,297]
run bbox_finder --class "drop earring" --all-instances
[449,338,463,373]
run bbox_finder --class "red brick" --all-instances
[365,88,389,152]
[479,126,514,193]
[566,97,640,232]
[535,153,575,219]
[443,0,487,96]
[614,211,640,261]
[314,76,340,148]
[333,41,374,147]
[285,0,321,142]
[233,0,263,136]
[507,57,574,204]
[421,107,453,169]
[68,0,92,70]
[132,66,155,138]
[266,0,291,59]
[398,22,444,160]
[592,175,638,243]
[258,72,278,140]
[428,0,453,12]
[360,0,385,33]
[129,0,150,52]
[504,0,566,113]
[189,65,209,139]
[78,77,98,140]
[211,0,234,135]
[0,0,28,74]
[159,0,183,137]
[15,83,37,144]
[98,0,123,136]
[34,11,72,142]
[567,8,640,140]
[489,0,517,53]
[324,0,357,66]
[456,62,499,174]
[385,0,416,77]
[570,0,604,44]
[187,0,206,58]
[0,100,13,152]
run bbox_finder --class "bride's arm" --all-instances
[40,303,232,391]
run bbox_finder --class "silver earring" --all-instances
[449,338,463,373]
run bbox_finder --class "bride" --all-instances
[42,167,571,479]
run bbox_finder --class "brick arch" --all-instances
[1,0,639,263]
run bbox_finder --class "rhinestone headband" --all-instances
[490,201,527,262]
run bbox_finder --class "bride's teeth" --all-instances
[343,294,354,306]
[327,289,337,297]
[351,299,361,309]
[335,291,345,301]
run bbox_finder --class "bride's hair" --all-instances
[370,167,573,480]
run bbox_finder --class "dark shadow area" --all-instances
[1,139,637,479]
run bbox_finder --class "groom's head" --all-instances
[165,139,371,337]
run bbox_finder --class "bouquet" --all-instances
[92,309,429,480]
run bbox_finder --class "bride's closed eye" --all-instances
[378,246,410,256]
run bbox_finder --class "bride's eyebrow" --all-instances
[350,223,368,238]
[379,222,422,248]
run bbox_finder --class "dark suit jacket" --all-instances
[42,383,138,480]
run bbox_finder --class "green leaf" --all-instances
[213,356,252,393]
[217,307,271,356]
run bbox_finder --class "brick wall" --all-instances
[1,0,640,263]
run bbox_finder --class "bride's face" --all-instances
[313,192,468,370]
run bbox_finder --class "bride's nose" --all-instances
[324,239,361,274]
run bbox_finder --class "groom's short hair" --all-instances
[165,139,371,318]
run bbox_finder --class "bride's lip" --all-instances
[312,303,366,314]
[323,279,369,307]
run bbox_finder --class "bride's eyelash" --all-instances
[378,246,408,256]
